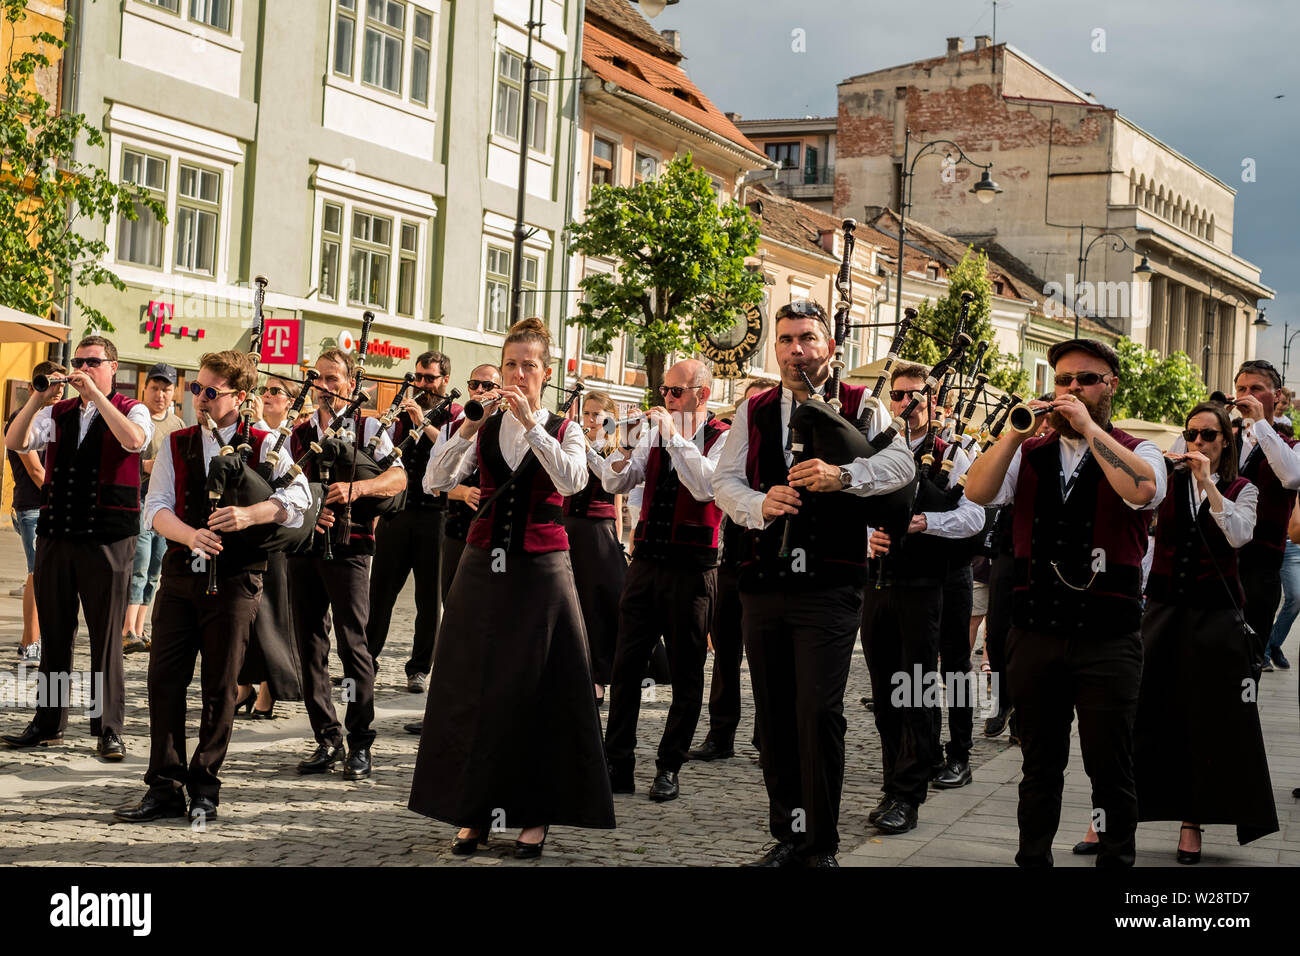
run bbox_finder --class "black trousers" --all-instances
[931,563,974,763]
[1240,553,1281,664]
[743,584,860,855]
[32,535,134,738]
[862,583,942,806]
[144,571,261,803]
[1005,626,1143,867]
[703,563,745,750]
[366,508,445,676]
[605,558,715,774]
[984,553,1015,716]
[290,553,377,751]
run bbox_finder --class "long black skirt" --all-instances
[408,546,616,830]
[562,516,625,686]
[1134,600,1278,844]
[238,552,303,700]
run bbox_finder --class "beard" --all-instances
[414,388,438,409]
[1047,390,1112,439]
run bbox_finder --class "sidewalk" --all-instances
[0,525,1296,866]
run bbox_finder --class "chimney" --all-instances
[724,111,742,122]
[660,29,680,52]
[974,34,991,50]
[946,37,964,59]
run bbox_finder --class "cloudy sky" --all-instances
[650,0,1300,381]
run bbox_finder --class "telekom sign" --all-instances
[261,319,300,364]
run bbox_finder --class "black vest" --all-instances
[876,440,964,587]
[473,412,566,554]
[291,420,374,557]
[392,413,442,511]
[36,402,140,541]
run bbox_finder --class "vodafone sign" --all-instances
[338,329,411,360]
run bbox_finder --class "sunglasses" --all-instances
[257,386,288,397]
[188,382,240,401]
[776,300,826,320]
[889,389,924,402]
[70,356,107,369]
[1054,371,1111,387]
[658,385,703,399]
[1183,428,1222,443]
[466,379,497,391]
[413,373,444,384]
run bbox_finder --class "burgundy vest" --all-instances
[632,417,729,569]
[162,425,270,576]
[466,412,571,554]
[739,382,874,592]
[564,456,618,520]
[289,417,376,555]
[1147,471,1250,608]
[1239,434,1298,572]
[1011,428,1151,634]
[37,393,143,541]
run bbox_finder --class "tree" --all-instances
[897,246,1029,398]
[1111,338,1207,425]
[566,153,764,401]
[1,0,164,334]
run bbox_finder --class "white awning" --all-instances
[0,305,72,344]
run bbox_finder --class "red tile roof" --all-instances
[583,22,766,161]
[585,0,682,62]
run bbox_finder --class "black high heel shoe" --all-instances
[452,829,487,855]
[251,701,276,720]
[234,689,257,716]
[1177,824,1202,864]
[514,826,548,859]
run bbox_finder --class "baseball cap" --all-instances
[146,362,178,386]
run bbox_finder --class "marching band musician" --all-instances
[964,339,1166,867]
[714,300,915,867]
[600,358,729,804]
[114,351,311,823]
[366,350,461,693]
[289,348,407,781]
[863,364,986,836]
[410,317,614,858]
[2,336,152,761]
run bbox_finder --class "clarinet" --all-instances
[871,307,917,400]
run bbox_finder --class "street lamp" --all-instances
[1282,323,1300,387]
[632,0,679,16]
[891,129,1001,333]
[1073,228,1154,339]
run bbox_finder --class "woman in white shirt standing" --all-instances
[408,318,615,858]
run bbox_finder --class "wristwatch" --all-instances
[838,467,853,490]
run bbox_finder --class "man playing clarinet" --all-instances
[964,338,1166,867]
[715,300,915,867]
[115,350,310,822]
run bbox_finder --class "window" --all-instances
[411,10,432,105]
[581,326,607,362]
[174,164,220,275]
[188,0,230,32]
[494,50,523,141]
[765,142,800,169]
[625,333,645,369]
[319,202,343,301]
[528,64,549,152]
[396,221,418,316]
[362,0,404,94]
[592,137,615,186]
[144,0,180,11]
[117,150,167,268]
[634,151,657,183]
[844,326,862,372]
[519,253,539,317]
[485,245,511,333]
[349,210,392,309]
[334,0,356,76]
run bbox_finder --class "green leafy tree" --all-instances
[898,246,1029,397]
[566,153,763,401]
[1,0,165,334]
[1111,337,1207,424]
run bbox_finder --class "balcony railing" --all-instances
[771,164,834,186]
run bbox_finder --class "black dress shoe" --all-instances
[114,791,186,822]
[343,747,372,780]
[404,721,423,735]
[874,799,918,834]
[514,826,548,859]
[1,722,62,748]
[188,796,218,822]
[983,706,1012,737]
[648,769,679,802]
[297,743,344,774]
[742,841,801,868]
[932,759,973,790]
[929,762,947,781]
[804,852,839,867]
[608,762,634,794]
[687,739,734,762]
[867,793,897,825]
[97,733,126,760]
[452,829,486,855]
[1072,839,1101,855]
[1177,825,1202,864]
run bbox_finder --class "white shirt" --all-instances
[985,432,1168,512]
[600,415,727,503]
[1172,417,1300,490]
[424,407,588,497]
[714,388,916,531]
[1185,473,1258,549]
[143,420,312,534]
[21,399,153,455]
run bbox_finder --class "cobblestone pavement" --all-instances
[0,528,1297,866]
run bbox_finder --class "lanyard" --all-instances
[1059,447,1091,502]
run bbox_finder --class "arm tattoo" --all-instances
[1092,437,1152,490]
